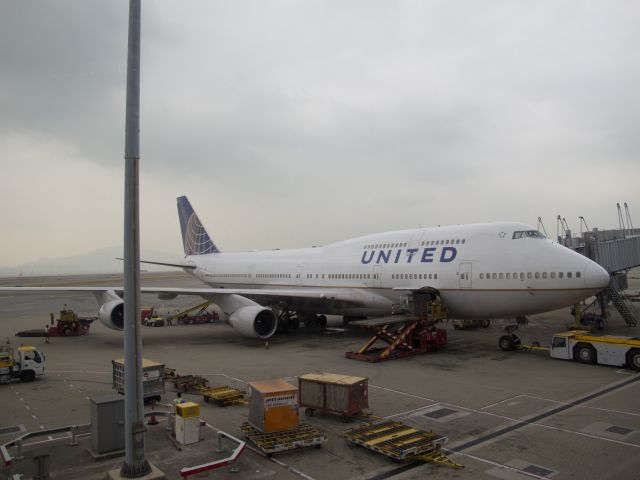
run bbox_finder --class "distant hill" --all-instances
[0,247,182,276]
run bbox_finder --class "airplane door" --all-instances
[459,262,472,289]
[373,265,382,288]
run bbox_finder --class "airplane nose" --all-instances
[585,261,610,289]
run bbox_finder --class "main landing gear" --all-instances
[275,305,327,332]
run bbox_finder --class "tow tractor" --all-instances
[499,329,640,371]
[16,307,96,337]
[0,344,46,384]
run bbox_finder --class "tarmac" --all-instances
[0,270,639,480]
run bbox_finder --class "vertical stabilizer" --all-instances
[176,196,220,255]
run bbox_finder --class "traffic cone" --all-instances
[148,409,158,426]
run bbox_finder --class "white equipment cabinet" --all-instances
[175,402,200,445]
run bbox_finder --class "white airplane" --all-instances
[1,196,610,339]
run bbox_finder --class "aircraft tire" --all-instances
[498,335,515,351]
[575,344,597,364]
[480,319,490,328]
[317,315,327,328]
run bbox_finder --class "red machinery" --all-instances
[346,296,448,362]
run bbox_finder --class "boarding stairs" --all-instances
[605,278,638,327]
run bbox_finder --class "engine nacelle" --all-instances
[228,306,277,339]
[98,299,125,330]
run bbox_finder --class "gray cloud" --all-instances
[1,1,639,267]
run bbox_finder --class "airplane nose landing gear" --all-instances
[498,324,522,351]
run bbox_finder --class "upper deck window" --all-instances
[512,230,546,239]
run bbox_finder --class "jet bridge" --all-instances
[557,217,640,326]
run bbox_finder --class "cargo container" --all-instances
[299,373,368,421]
[112,357,165,402]
[248,379,299,433]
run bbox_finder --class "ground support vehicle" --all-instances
[550,331,640,370]
[342,420,461,469]
[16,308,96,337]
[199,386,246,406]
[346,297,448,362]
[112,357,165,401]
[346,317,447,362]
[240,422,327,456]
[164,301,219,325]
[499,330,640,371]
[141,316,165,327]
[0,345,45,384]
[299,373,368,421]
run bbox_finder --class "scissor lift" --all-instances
[346,294,448,362]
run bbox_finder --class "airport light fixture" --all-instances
[121,0,151,477]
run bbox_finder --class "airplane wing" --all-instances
[0,286,375,310]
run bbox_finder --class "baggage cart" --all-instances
[112,357,165,402]
[298,373,368,421]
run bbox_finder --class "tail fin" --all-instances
[177,196,221,255]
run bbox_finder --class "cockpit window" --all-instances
[512,230,546,239]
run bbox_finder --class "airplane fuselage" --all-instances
[186,222,610,319]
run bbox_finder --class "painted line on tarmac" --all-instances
[367,373,640,479]
[496,392,640,418]
[368,384,436,402]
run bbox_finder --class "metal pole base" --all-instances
[108,461,164,480]
[120,459,152,478]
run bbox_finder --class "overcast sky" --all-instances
[1,1,639,268]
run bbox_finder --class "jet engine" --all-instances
[98,299,125,330]
[228,306,278,339]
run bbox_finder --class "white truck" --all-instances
[549,331,640,370]
[0,345,46,383]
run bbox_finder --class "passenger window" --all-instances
[559,272,563,279]
[480,273,484,279]
[520,272,525,280]
[535,272,540,279]
[499,273,504,279]
[434,274,438,279]
[550,272,555,279]
[506,273,511,279]
[542,272,547,279]
[462,239,466,244]
[576,272,581,278]
[567,272,572,278]
[492,273,497,279]
[527,272,532,279]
